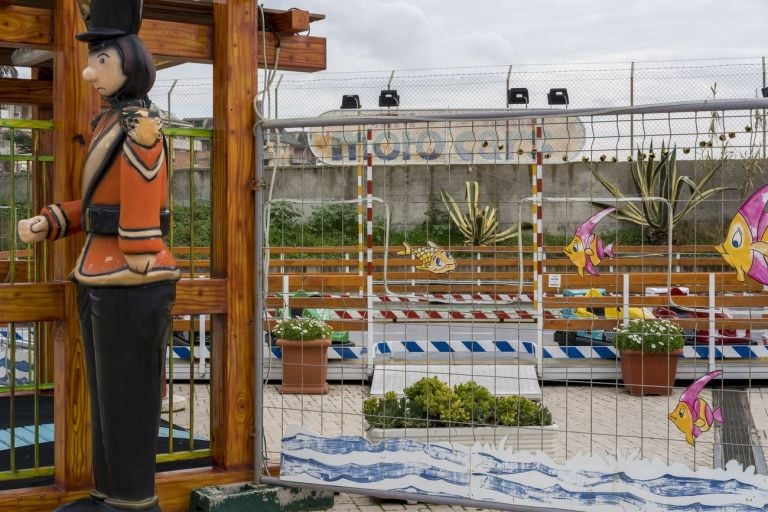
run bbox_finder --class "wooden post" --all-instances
[51,0,99,491]
[30,67,55,384]
[210,0,257,470]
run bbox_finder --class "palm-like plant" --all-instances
[591,143,733,244]
[441,181,521,246]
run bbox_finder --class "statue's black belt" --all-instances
[84,206,170,236]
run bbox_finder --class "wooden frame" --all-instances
[0,1,325,510]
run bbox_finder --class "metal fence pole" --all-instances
[254,120,266,484]
[762,56,766,159]
[630,61,635,154]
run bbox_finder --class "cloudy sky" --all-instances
[153,0,768,117]
[159,0,767,79]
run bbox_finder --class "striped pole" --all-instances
[532,119,544,368]
[366,129,375,369]
[357,130,364,296]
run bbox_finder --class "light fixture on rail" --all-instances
[378,89,400,108]
[547,88,569,106]
[340,94,361,109]
[762,87,768,98]
[507,88,529,106]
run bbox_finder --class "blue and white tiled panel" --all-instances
[373,340,537,361]
[0,325,34,386]
[269,345,367,361]
[542,344,768,359]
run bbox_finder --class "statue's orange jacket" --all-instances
[40,107,179,286]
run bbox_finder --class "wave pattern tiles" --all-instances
[281,426,768,511]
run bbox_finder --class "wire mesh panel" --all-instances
[0,118,55,485]
[161,127,215,470]
[257,99,768,510]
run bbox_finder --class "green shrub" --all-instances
[454,381,494,424]
[613,318,685,354]
[495,396,553,427]
[364,377,554,429]
[363,392,406,429]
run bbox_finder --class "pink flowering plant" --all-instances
[613,318,684,353]
[273,317,332,341]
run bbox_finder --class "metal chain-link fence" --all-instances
[149,57,767,121]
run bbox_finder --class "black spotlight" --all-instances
[507,88,529,105]
[762,87,768,98]
[378,89,400,108]
[547,88,569,106]
[340,94,361,109]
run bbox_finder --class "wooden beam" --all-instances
[0,283,65,321]
[0,4,51,49]
[141,19,326,71]
[0,77,52,106]
[0,467,252,512]
[0,280,226,324]
[0,6,326,72]
[51,0,99,492]
[265,8,310,34]
[174,278,227,314]
[211,0,257,471]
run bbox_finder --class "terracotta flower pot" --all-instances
[277,338,331,394]
[619,349,683,396]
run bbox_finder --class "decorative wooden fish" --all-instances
[716,183,768,284]
[668,369,724,446]
[563,207,616,277]
[397,241,455,274]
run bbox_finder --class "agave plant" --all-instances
[441,181,520,246]
[591,143,733,244]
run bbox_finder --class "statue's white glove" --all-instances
[124,253,157,274]
[17,216,49,243]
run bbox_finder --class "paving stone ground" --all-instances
[164,380,724,510]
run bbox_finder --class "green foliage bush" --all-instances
[171,201,211,249]
[363,377,554,429]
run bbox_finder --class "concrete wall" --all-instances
[2,160,764,236]
[267,160,763,235]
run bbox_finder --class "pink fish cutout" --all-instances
[716,183,768,284]
[668,370,724,446]
[563,207,616,277]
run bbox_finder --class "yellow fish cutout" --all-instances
[397,242,456,274]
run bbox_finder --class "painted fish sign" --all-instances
[668,370,725,446]
[309,110,587,165]
[716,183,768,284]
[563,207,616,277]
[397,241,456,274]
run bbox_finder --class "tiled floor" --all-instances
[163,378,729,510]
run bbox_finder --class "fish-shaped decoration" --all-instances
[563,207,616,277]
[397,241,455,274]
[715,184,768,284]
[668,369,724,446]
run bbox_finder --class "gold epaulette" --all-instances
[120,107,163,147]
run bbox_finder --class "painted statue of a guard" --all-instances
[17,0,178,510]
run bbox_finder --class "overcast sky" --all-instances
[158,0,767,80]
[153,0,768,117]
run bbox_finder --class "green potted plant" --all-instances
[273,317,333,394]
[613,318,685,396]
[363,377,557,454]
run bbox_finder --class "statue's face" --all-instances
[82,46,126,97]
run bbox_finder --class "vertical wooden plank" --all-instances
[52,0,99,490]
[210,0,257,469]
[31,67,54,384]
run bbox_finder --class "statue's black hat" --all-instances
[76,0,143,42]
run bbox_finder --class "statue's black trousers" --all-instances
[77,281,175,509]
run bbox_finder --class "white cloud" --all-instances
[155,0,768,117]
